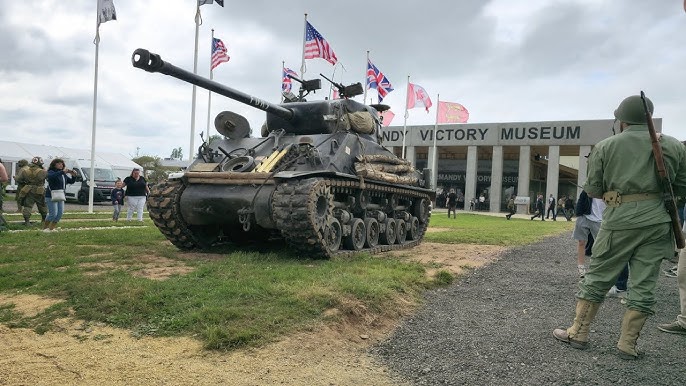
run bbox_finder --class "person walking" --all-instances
[123,168,150,222]
[546,194,557,220]
[530,194,545,221]
[111,179,125,221]
[43,158,76,232]
[553,94,686,360]
[572,190,605,278]
[505,195,516,220]
[0,161,8,230]
[16,157,48,226]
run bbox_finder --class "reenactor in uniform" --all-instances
[0,160,8,230]
[14,159,29,213]
[16,156,48,226]
[553,95,686,359]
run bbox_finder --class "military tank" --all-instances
[131,48,434,258]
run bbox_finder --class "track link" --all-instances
[272,177,431,258]
[147,179,199,249]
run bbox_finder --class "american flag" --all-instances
[304,21,338,65]
[366,60,394,103]
[210,37,229,70]
[282,67,298,93]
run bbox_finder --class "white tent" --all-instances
[0,140,142,190]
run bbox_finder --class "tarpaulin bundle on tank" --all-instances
[354,154,419,184]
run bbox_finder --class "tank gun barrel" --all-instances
[131,48,294,121]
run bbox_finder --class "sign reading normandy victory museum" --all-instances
[379,119,662,214]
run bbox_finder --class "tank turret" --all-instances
[132,48,434,258]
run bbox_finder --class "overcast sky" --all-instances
[1,0,685,159]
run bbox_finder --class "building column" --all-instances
[427,146,438,190]
[517,146,531,214]
[465,145,477,207]
[577,145,591,197]
[546,145,560,208]
[404,146,416,166]
[490,146,503,212]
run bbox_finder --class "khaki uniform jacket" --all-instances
[16,165,47,197]
[584,125,686,230]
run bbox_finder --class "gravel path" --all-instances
[372,233,686,386]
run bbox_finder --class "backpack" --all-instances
[575,191,592,216]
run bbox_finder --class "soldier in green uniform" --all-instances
[553,95,686,359]
[15,159,29,213]
[16,156,48,226]
[0,160,8,230]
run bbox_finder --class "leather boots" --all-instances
[553,299,601,349]
[617,309,649,360]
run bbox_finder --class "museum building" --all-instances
[380,118,662,213]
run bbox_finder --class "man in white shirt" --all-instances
[572,190,605,277]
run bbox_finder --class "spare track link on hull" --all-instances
[147,180,200,249]
[272,177,431,258]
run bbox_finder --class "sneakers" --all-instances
[664,266,678,278]
[577,265,587,278]
[606,285,627,298]
[657,321,686,335]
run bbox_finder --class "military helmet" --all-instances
[613,95,653,125]
[31,156,44,166]
[17,159,29,167]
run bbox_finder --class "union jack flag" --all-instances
[366,60,394,103]
[304,21,338,65]
[282,67,298,93]
[210,37,229,70]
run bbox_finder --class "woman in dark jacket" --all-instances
[44,158,76,232]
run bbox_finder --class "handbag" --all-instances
[51,189,66,202]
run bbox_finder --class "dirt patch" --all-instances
[0,243,503,385]
[0,294,63,318]
[77,254,195,280]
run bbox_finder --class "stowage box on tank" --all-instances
[132,48,435,258]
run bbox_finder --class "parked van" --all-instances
[64,159,118,204]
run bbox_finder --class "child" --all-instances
[111,180,125,221]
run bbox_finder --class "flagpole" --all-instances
[402,75,410,159]
[300,13,308,78]
[205,29,215,139]
[189,4,201,161]
[89,12,102,214]
[281,60,285,102]
[363,50,369,103]
[432,93,440,190]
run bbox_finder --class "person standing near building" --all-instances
[123,168,150,222]
[14,159,29,213]
[563,195,575,221]
[478,193,486,211]
[16,157,48,226]
[546,194,557,220]
[446,188,457,219]
[553,94,686,360]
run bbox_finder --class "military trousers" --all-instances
[578,222,672,315]
[22,193,48,219]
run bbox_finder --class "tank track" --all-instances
[272,177,431,258]
[147,179,200,249]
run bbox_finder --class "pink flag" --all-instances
[437,101,469,123]
[380,110,395,126]
[407,83,432,112]
[332,88,340,99]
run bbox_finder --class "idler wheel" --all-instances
[380,218,396,245]
[364,218,380,248]
[222,156,255,172]
[344,218,366,251]
[395,219,407,244]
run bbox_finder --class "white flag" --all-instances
[97,0,117,25]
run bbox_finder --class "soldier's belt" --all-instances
[602,191,661,207]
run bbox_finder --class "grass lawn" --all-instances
[0,210,573,350]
